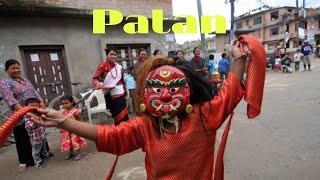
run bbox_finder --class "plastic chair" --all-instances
[83,90,112,124]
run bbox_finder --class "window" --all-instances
[270,27,279,36]
[236,21,243,29]
[246,20,249,26]
[304,21,308,29]
[286,24,290,32]
[295,23,299,32]
[270,11,279,20]
[253,16,262,25]
[286,41,290,48]
[298,20,307,29]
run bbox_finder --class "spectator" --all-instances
[24,98,49,168]
[0,59,52,172]
[124,66,136,113]
[92,48,129,125]
[190,47,207,77]
[301,40,313,71]
[153,49,162,57]
[175,50,192,68]
[274,46,281,59]
[218,53,230,80]
[315,45,320,59]
[293,49,304,72]
[59,95,87,161]
[208,54,215,78]
[266,57,273,70]
[175,50,185,62]
[269,56,275,70]
[274,57,281,72]
[281,53,292,73]
[133,49,148,80]
[167,50,176,59]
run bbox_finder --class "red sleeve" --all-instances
[92,63,106,88]
[203,72,245,130]
[95,117,144,155]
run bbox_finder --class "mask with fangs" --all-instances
[141,65,191,134]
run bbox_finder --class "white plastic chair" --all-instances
[83,89,112,124]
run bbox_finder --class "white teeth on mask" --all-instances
[169,104,177,111]
[156,103,163,111]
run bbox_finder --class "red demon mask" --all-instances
[141,66,191,121]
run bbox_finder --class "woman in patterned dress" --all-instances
[0,59,44,171]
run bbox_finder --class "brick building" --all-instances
[234,6,320,55]
[0,0,174,103]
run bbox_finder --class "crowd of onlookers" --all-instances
[123,47,232,113]
[266,40,320,73]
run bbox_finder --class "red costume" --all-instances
[95,35,266,180]
[97,73,244,179]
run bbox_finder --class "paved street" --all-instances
[1,60,320,180]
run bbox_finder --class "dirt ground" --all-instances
[1,60,320,180]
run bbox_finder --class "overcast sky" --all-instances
[172,0,320,44]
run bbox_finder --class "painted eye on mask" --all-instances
[152,87,162,94]
[169,87,180,93]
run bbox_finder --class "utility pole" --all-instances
[296,0,299,49]
[196,0,206,51]
[302,0,306,40]
[229,0,235,43]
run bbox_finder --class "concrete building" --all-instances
[0,0,174,103]
[211,30,254,53]
[234,6,320,55]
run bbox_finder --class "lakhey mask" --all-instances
[140,65,193,122]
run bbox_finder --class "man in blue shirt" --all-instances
[218,53,230,80]
[301,40,313,71]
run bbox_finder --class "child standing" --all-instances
[274,57,281,72]
[293,49,304,71]
[124,66,136,113]
[24,98,49,168]
[208,54,215,79]
[59,95,87,160]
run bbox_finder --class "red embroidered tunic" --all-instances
[92,61,114,88]
[96,73,245,180]
[92,61,126,96]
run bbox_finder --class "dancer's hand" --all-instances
[28,108,98,141]
[27,108,64,127]
[230,40,242,60]
[229,40,247,81]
